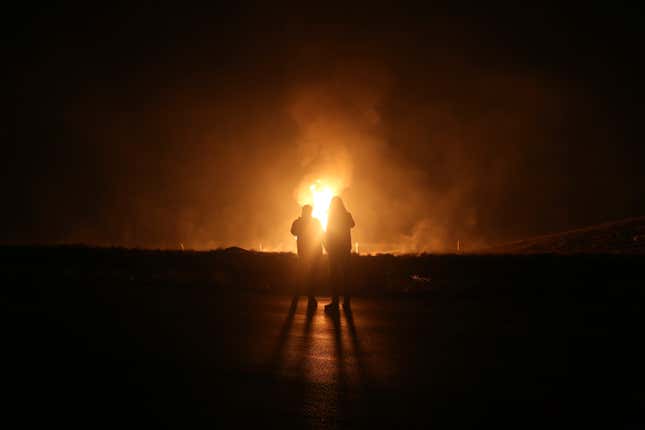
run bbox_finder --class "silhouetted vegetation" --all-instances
[2,245,643,297]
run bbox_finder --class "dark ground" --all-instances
[2,246,644,428]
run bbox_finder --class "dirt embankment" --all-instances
[483,216,645,254]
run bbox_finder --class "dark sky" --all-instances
[4,3,645,251]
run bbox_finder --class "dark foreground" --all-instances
[3,247,644,428]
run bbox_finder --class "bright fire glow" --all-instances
[309,181,335,230]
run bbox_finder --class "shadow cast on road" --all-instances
[266,297,376,426]
[267,296,299,371]
[344,306,370,391]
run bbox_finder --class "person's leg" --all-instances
[305,259,317,309]
[341,252,351,309]
[325,254,340,313]
[295,257,305,301]
[332,254,341,306]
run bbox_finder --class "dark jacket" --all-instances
[290,216,323,259]
[324,211,355,255]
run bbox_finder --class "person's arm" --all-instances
[290,219,300,236]
[347,212,355,229]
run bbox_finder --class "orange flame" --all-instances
[309,180,335,230]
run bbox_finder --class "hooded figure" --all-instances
[290,205,323,309]
[323,197,355,313]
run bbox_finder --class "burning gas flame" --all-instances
[309,180,335,230]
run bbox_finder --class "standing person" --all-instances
[290,205,323,310]
[323,197,355,314]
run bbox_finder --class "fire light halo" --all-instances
[298,178,342,231]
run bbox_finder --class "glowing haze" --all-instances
[306,181,335,230]
[5,5,644,253]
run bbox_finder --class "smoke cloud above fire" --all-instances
[5,4,644,252]
[286,60,566,253]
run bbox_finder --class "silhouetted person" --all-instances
[290,205,323,310]
[323,197,355,314]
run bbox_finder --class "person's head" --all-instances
[301,204,313,218]
[328,196,346,216]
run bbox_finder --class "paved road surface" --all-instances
[6,284,644,428]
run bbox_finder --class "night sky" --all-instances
[5,3,645,251]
